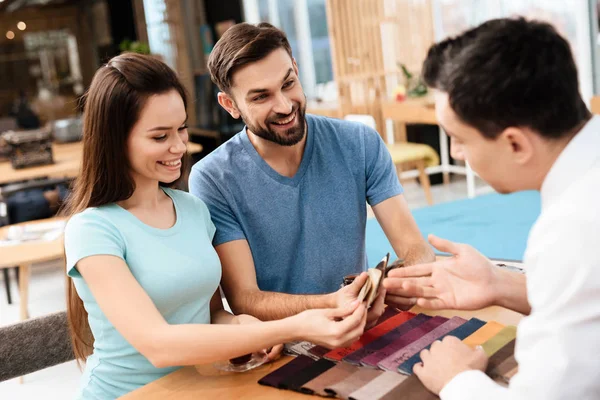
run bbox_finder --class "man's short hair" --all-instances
[207,22,293,93]
[422,17,591,139]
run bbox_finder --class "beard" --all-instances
[241,102,307,147]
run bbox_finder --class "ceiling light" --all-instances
[6,31,15,40]
[17,22,26,31]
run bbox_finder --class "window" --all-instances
[432,0,595,103]
[244,0,334,98]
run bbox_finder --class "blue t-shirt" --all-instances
[64,188,221,399]
[189,114,402,294]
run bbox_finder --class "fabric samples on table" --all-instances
[379,375,438,400]
[347,371,408,400]
[308,307,402,360]
[481,326,517,356]
[360,316,449,368]
[343,314,432,365]
[378,316,467,372]
[285,341,323,360]
[300,362,359,396]
[308,345,331,359]
[462,320,505,348]
[323,368,384,399]
[397,318,486,375]
[490,355,518,384]
[277,358,337,390]
[486,339,518,385]
[258,355,315,388]
[324,311,416,361]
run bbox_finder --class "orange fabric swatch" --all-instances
[463,321,505,348]
[324,311,415,361]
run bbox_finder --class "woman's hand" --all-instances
[233,314,283,361]
[291,300,367,349]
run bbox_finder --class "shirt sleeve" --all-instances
[188,166,246,246]
[64,211,125,278]
[440,215,600,400]
[363,125,403,206]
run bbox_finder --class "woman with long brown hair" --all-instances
[63,53,368,399]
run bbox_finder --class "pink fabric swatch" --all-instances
[378,316,467,371]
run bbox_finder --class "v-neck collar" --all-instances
[240,116,315,187]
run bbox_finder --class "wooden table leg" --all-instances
[416,160,434,205]
[18,263,30,321]
[18,263,31,384]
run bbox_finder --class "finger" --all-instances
[415,297,446,310]
[368,288,386,321]
[348,272,369,293]
[384,294,417,307]
[384,278,436,298]
[428,234,460,255]
[339,303,367,330]
[413,361,425,378]
[386,264,434,278]
[419,348,430,362]
[403,281,437,298]
[326,298,361,319]
[266,344,284,361]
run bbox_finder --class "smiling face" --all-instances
[127,89,189,186]
[218,48,307,146]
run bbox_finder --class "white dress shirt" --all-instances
[440,116,600,400]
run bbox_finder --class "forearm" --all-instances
[211,308,237,324]
[152,318,298,368]
[492,268,530,315]
[230,289,335,321]
[393,240,436,267]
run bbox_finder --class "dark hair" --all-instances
[422,17,591,139]
[207,22,293,93]
[61,52,190,363]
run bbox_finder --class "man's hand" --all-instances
[234,314,283,361]
[366,287,386,329]
[383,235,499,310]
[332,272,386,327]
[332,272,369,308]
[413,336,488,394]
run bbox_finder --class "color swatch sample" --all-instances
[343,314,432,365]
[378,316,467,371]
[300,363,359,396]
[397,317,486,375]
[324,311,416,361]
[463,320,505,348]
[361,316,449,368]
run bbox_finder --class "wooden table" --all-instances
[0,217,66,321]
[0,141,203,185]
[123,305,522,399]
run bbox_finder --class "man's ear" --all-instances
[217,92,241,119]
[501,127,534,165]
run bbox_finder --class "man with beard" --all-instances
[189,23,434,323]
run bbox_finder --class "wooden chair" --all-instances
[344,114,437,205]
[0,311,73,383]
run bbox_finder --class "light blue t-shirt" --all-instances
[189,114,402,294]
[64,188,221,399]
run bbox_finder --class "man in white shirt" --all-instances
[383,17,600,399]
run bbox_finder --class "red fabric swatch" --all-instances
[324,311,416,361]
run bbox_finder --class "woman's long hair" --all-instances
[61,52,190,363]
